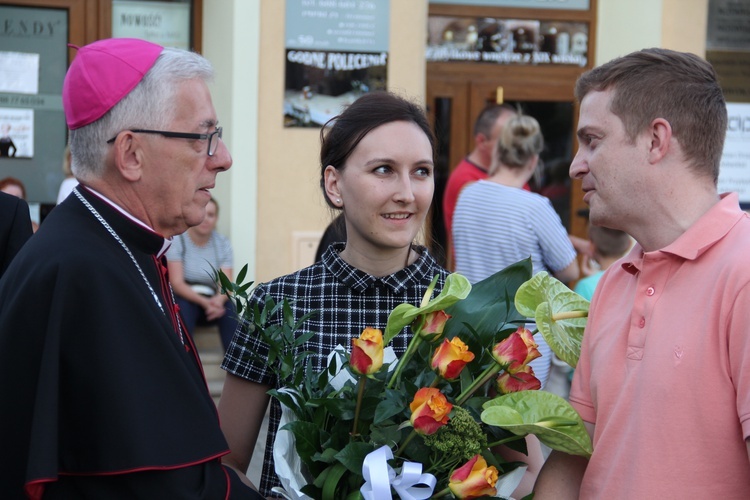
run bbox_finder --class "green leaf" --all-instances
[442,260,532,347]
[374,396,406,424]
[322,463,349,499]
[369,423,402,448]
[383,273,471,344]
[236,264,248,285]
[335,442,376,474]
[481,391,592,458]
[312,447,339,464]
[514,272,589,367]
[283,420,322,462]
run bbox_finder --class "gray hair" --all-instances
[69,47,214,181]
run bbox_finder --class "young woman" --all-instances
[218,92,448,496]
[452,114,580,389]
[166,197,237,351]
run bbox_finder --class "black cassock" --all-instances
[0,186,259,499]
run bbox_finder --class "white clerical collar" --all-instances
[82,186,172,257]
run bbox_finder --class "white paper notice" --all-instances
[718,102,750,204]
[0,51,40,94]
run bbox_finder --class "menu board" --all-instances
[284,0,389,127]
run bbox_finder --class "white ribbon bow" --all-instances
[360,445,437,500]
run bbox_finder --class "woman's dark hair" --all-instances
[319,91,436,208]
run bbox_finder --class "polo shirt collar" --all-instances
[621,192,743,275]
[322,243,438,295]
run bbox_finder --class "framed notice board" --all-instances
[0,5,69,208]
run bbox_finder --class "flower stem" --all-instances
[351,376,366,437]
[455,359,502,406]
[487,434,525,447]
[430,487,450,499]
[551,310,588,321]
[387,334,423,389]
[395,429,418,458]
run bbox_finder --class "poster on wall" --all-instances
[427,16,588,67]
[0,108,34,159]
[112,0,191,50]
[284,0,389,127]
[718,102,750,206]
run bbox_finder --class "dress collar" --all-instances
[321,243,441,294]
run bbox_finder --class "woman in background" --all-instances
[167,197,237,351]
[56,146,77,204]
[452,114,579,389]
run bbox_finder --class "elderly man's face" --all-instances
[140,78,232,236]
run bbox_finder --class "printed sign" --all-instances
[284,0,389,127]
[112,0,191,49]
[718,102,750,205]
[427,16,588,67]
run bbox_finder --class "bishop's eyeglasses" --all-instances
[106,127,223,157]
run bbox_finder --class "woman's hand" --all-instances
[203,294,227,321]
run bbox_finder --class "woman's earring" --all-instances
[336,198,342,205]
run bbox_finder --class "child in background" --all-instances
[574,224,632,301]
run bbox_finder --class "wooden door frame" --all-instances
[10,0,204,58]
[97,0,203,53]
[426,77,470,175]
[9,0,94,62]
[426,1,597,241]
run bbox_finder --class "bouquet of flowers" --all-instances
[220,259,592,499]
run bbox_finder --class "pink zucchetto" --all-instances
[62,38,163,130]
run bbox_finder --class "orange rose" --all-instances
[496,363,541,394]
[415,309,451,340]
[448,454,499,499]
[431,337,475,380]
[409,387,452,435]
[350,327,384,376]
[492,326,541,372]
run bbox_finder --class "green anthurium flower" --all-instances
[514,271,589,368]
[384,273,471,344]
[481,391,593,458]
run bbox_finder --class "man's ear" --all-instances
[111,132,144,182]
[475,132,489,149]
[647,118,673,164]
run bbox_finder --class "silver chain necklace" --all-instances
[73,188,184,345]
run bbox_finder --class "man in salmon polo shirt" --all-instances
[534,48,750,499]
